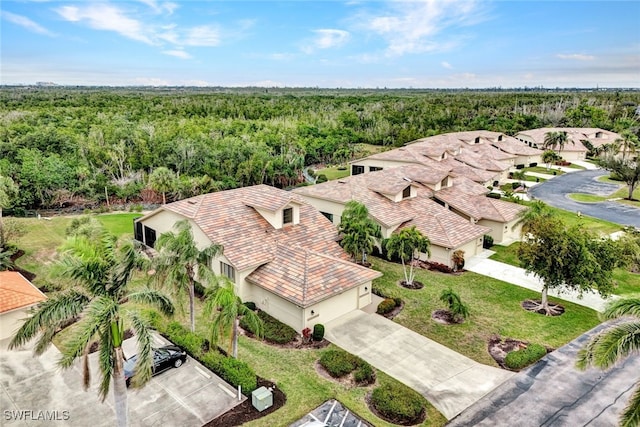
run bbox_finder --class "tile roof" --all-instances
[294,165,490,247]
[516,128,622,152]
[450,176,491,196]
[0,271,46,313]
[490,136,543,156]
[434,187,526,222]
[246,244,381,307]
[160,185,348,272]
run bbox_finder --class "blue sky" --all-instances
[1,1,639,88]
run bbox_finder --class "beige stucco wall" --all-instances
[140,210,212,250]
[478,219,505,243]
[304,283,370,330]
[253,203,300,229]
[1,307,32,341]
[249,285,303,332]
[297,196,346,226]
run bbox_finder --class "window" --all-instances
[369,166,383,172]
[283,207,293,224]
[134,221,143,242]
[474,137,481,144]
[320,211,334,222]
[498,135,503,141]
[352,165,365,175]
[402,186,411,199]
[220,262,236,282]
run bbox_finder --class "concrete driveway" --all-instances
[0,334,243,426]
[447,320,640,426]
[529,169,640,227]
[325,311,514,420]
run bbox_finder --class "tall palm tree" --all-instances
[516,200,553,236]
[339,201,381,264]
[615,130,640,161]
[203,279,263,358]
[576,298,640,426]
[544,131,573,154]
[385,226,431,286]
[148,167,176,205]
[9,232,174,427]
[153,219,222,332]
[541,150,558,171]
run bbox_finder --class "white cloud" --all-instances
[183,25,220,46]
[1,11,56,36]
[356,0,486,56]
[56,4,153,44]
[162,49,191,59]
[137,0,178,15]
[301,29,350,53]
[556,53,596,61]
[441,61,453,69]
[133,77,170,86]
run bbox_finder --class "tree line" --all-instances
[1,87,638,211]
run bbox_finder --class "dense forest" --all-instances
[1,87,639,213]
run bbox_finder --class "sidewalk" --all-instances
[465,256,616,312]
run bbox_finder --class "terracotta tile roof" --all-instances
[454,149,511,172]
[246,244,381,307]
[162,185,346,272]
[490,136,543,156]
[294,165,490,247]
[439,158,499,183]
[450,176,491,196]
[0,271,46,313]
[516,128,622,152]
[434,187,526,222]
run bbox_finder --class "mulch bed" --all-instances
[378,301,404,320]
[521,300,565,316]
[205,377,286,427]
[364,391,426,426]
[431,309,464,325]
[399,280,424,290]
[314,361,375,388]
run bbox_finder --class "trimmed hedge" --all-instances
[487,193,501,199]
[319,348,375,384]
[377,298,397,315]
[353,361,375,384]
[241,310,297,344]
[483,235,494,249]
[505,343,547,370]
[243,301,257,311]
[313,324,325,341]
[371,382,425,424]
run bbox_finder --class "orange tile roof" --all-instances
[516,128,622,152]
[246,244,381,307]
[0,271,46,313]
[434,187,526,222]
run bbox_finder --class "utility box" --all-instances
[251,386,273,412]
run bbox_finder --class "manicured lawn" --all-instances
[544,205,622,235]
[566,163,586,170]
[315,166,350,181]
[522,166,565,175]
[567,193,606,203]
[369,257,600,367]
[97,213,142,236]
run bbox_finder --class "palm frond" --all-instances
[621,383,640,427]
[126,288,175,317]
[576,321,640,370]
[9,290,90,350]
[126,311,154,388]
[602,298,640,320]
[59,296,118,369]
[97,325,114,401]
[239,307,264,339]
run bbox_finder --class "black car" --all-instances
[124,345,187,386]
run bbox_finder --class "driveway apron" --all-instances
[324,311,514,420]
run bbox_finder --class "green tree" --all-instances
[615,130,640,161]
[517,216,615,315]
[148,167,176,204]
[203,279,263,358]
[543,131,573,155]
[598,155,640,200]
[385,226,431,286]
[541,150,559,170]
[439,288,470,322]
[338,201,381,264]
[516,200,553,236]
[0,175,18,219]
[9,232,174,427]
[153,219,222,332]
[577,298,640,426]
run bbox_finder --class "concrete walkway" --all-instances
[465,256,616,312]
[324,311,514,420]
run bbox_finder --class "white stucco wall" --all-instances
[350,158,414,174]
[1,307,32,341]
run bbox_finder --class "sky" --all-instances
[1,0,639,88]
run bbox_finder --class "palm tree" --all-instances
[615,130,639,161]
[543,131,573,154]
[203,279,263,358]
[153,219,222,332]
[541,150,558,171]
[149,167,176,205]
[385,226,430,286]
[9,232,174,427]
[516,200,553,236]
[439,288,470,322]
[576,298,640,426]
[339,201,381,264]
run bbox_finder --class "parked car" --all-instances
[124,345,187,386]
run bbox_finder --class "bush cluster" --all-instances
[162,321,257,394]
[313,324,325,341]
[487,193,501,199]
[504,343,547,370]
[371,382,425,424]
[376,298,397,315]
[240,310,297,344]
[483,235,494,249]
[319,348,375,384]
[243,301,257,311]
[427,261,454,274]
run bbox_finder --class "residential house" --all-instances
[515,128,623,161]
[134,185,380,333]
[293,165,492,267]
[0,271,46,341]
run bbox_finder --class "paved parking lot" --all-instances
[0,334,244,426]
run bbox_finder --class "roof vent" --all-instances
[403,177,412,182]
[338,180,347,184]
[187,200,197,205]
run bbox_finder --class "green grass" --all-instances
[597,175,622,185]
[97,213,142,236]
[522,166,565,175]
[544,205,622,235]
[315,166,350,181]
[567,193,607,203]
[489,243,521,266]
[566,163,586,170]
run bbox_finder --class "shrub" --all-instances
[164,321,205,358]
[219,357,258,394]
[371,382,425,424]
[241,310,297,344]
[313,324,325,341]
[353,361,375,384]
[377,298,397,315]
[319,349,359,378]
[316,174,328,183]
[439,288,469,321]
[504,343,547,370]
[243,301,257,311]
[487,193,501,199]
[483,235,494,249]
[428,261,454,274]
[529,162,538,167]
[516,164,525,169]
[511,182,521,190]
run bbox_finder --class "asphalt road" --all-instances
[529,169,640,228]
